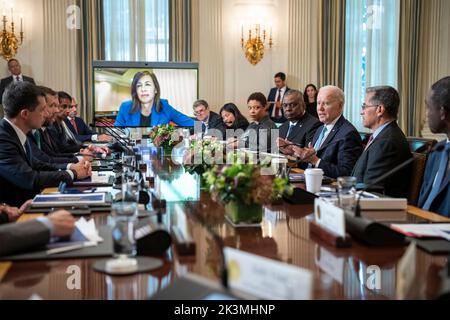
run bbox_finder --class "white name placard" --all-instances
[224,247,313,300]
[314,198,346,238]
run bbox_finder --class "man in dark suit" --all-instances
[0,59,35,104]
[352,86,412,198]
[418,77,450,217]
[276,89,321,150]
[60,92,112,143]
[286,86,363,178]
[192,99,223,137]
[0,208,75,257]
[267,72,290,124]
[0,82,91,207]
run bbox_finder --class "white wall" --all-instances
[221,0,289,117]
[0,0,44,82]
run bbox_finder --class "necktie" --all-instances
[34,130,42,150]
[70,118,79,134]
[423,143,450,210]
[286,123,295,139]
[275,89,282,118]
[365,134,374,150]
[42,129,55,151]
[62,121,77,142]
[24,140,32,163]
[16,76,20,82]
[313,126,328,150]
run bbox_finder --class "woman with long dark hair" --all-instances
[303,84,319,118]
[115,71,194,127]
[219,103,249,132]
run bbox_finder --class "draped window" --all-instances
[103,0,170,61]
[344,0,400,131]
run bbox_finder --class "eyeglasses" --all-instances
[361,103,380,110]
[282,102,299,109]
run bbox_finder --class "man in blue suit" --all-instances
[287,86,363,178]
[60,92,112,142]
[267,72,290,124]
[418,76,450,217]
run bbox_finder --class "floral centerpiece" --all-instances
[203,162,293,224]
[183,139,225,184]
[149,124,178,154]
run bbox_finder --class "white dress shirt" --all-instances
[271,86,287,118]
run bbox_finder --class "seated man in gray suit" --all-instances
[0,205,75,257]
[352,86,412,198]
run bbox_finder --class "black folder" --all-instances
[0,226,113,262]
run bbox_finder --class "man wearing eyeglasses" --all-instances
[193,100,222,136]
[277,90,321,151]
[352,86,412,198]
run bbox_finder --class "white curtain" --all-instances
[103,0,170,61]
[344,0,400,131]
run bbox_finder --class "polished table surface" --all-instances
[0,150,449,300]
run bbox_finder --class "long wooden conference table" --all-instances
[0,148,449,300]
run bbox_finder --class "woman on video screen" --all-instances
[114,71,194,127]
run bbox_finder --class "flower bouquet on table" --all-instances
[149,124,180,155]
[203,161,293,225]
[183,139,225,185]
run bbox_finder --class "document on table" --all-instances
[391,224,450,239]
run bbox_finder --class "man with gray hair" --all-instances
[193,99,222,135]
[352,86,412,198]
[286,85,363,178]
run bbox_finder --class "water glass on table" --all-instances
[337,176,357,213]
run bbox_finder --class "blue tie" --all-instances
[423,143,450,210]
[286,123,295,139]
[314,126,327,150]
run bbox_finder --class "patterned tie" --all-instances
[313,126,328,150]
[33,130,42,150]
[70,118,79,134]
[422,143,450,210]
[275,89,282,118]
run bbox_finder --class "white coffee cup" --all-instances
[304,168,324,194]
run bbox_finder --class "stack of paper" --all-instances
[391,223,450,240]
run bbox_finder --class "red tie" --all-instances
[365,135,374,150]
[70,118,78,134]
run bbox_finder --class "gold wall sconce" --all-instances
[241,24,273,66]
[0,8,24,61]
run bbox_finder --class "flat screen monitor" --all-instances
[92,61,198,127]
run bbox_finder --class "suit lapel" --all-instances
[317,117,344,152]
[1,120,30,165]
[288,122,303,141]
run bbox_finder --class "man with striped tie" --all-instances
[289,86,363,179]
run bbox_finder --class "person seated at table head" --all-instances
[0,202,75,257]
[418,76,450,217]
[193,99,222,135]
[244,92,277,153]
[114,71,194,127]
[303,84,319,118]
[277,89,321,150]
[60,92,112,143]
[352,86,412,198]
[286,85,363,179]
[0,82,92,207]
